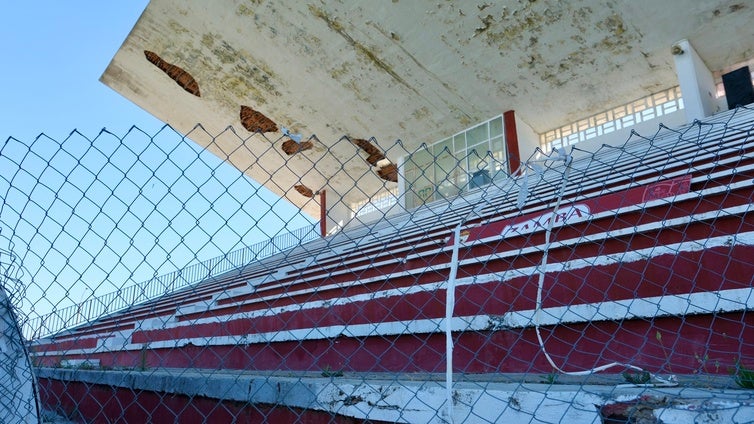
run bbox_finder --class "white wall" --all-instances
[566,108,687,160]
[514,114,541,163]
[673,39,721,122]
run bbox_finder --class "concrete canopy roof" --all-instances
[102,0,754,219]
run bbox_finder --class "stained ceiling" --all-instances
[102,0,754,219]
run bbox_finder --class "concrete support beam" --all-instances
[323,194,353,236]
[672,39,720,122]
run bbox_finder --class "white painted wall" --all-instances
[568,108,687,160]
[515,114,541,163]
[673,39,721,122]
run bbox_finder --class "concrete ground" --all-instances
[35,367,754,423]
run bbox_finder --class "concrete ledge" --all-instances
[59,359,100,369]
[36,368,754,423]
[139,315,177,330]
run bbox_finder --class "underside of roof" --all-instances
[101,0,754,217]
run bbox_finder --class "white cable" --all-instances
[531,153,676,386]
[445,223,461,424]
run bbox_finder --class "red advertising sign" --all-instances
[453,175,691,244]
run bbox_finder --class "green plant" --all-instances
[694,353,721,374]
[622,370,651,385]
[321,365,344,378]
[542,371,559,384]
[733,363,754,389]
[655,331,673,373]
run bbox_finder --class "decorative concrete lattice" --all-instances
[3,107,754,422]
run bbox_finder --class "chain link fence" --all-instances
[3,107,754,422]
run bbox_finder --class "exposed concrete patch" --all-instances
[294,185,314,198]
[350,138,398,182]
[144,51,201,97]
[351,138,386,166]
[239,105,278,133]
[281,139,314,156]
[377,164,398,182]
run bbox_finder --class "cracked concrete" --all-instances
[37,368,754,423]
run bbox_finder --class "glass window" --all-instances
[467,148,490,173]
[490,136,505,162]
[490,116,504,138]
[408,148,433,176]
[434,143,460,199]
[453,134,466,154]
[401,115,506,209]
[466,122,488,146]
[433,138,453,157]
[405,147,434,208]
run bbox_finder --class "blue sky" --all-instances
[0,2,161,141]
[0,3,313,328]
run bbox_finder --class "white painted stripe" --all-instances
[44,177,754,341]
[470,170,754,245]
[245,163,754,292]
[44,228,754,348]
[246,178,754,299]
[496,287,754,329]
[188,230,754,326]
[140,169,754,316]
[34,286,752,356]
[214,203,754,316]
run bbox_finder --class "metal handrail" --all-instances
[23,224,320,340]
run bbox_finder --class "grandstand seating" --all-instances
[30,106,754,376]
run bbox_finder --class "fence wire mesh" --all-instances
[3,107,754,423]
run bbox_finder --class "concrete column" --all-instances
[672,39,720,122]
[0,285,39,422]
[323,192,353,235]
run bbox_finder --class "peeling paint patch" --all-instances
[377,164,398,182]
[484,2,564,46]
[474,14,494,37]
[730,3,746,13]
[352,138,386,166]
[199,32,280,106]
[596,13,627,39]
[200,33,215,49]
[144,51,201,97]
[240,105,278,133]
[281,139,314,155]
[329,62,352,81]
[351,138,397,182]
[412,106,430,120]
[294,184,314,198]
[212,40,240,65]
